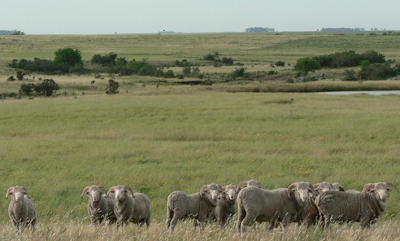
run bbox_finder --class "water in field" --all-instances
[316,90,400,96]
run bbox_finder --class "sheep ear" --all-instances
[308,183,316,198]
[106,186,117,198]
[6,187,13,199]
[98,186,107,194]
[313,183,321,190]
[287,182,299,199]
[200,185,210,198]
[257,181,266,189]
[362,183,376,193]
[123,186,134,198]
[384,182,399,193]
[81,186,91,199]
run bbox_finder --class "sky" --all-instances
[0,0,399,35]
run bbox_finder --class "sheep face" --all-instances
[367,183,394,202]
[313,182,335,195]
[222,185,237,201]
[106,185,134,201]
[288,182,314,205]
[82,186,106,202]
[201,184,222,205]
[6,186,29,201]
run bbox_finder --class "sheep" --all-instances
[301,182,345,228]
[316,182,399,229]
[215,184,237,227]
[236,179,265,192]
[106,185,151,227]
[237,182,315,232]
[81,185,116,225]
[167,183,222,232]
[6,186,37,233]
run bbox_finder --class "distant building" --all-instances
[321,27,365,32]
[245,27,275,33]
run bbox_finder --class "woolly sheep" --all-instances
[236,179,265,192]
[215,184,237,226]
[237,182,315,232]
[6,186,37,233]
[106,185,150,227]
[316,182,399,229]
[81,185,116,224]
[167,184,222,232]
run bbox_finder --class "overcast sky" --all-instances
[1,0,399,34]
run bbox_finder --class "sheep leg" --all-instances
[166,208,173,229]
[237,206,246,232]
[240,213,256,233]
[169,213,182,232]
[324,214,331,229]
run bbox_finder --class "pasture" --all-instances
[0,32,400,239]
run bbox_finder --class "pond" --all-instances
[316,90,400,96]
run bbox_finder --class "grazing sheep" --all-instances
[6,186,37,233]
[215,184,237,226]
[236,179,265,192]
[167,184,222,232]
[316,182,399,229]
[237,182,315,232]
[106,185,151,227]
[81,185,116,225]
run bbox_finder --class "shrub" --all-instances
[182,66,191,75]
[359,63,398,80]
[314,50,385,68]
[204,52,219,61]
[34,79,60,96]
[268,70,277,75]
[54,48,83,67]
[7,76,16,81]
[163,70,175,78]
[221,57,234,65]
[360,60,370,68]
[294,57,321,74]
[342,69,358,81]
[91,53,118,66]
[16,70,25,80]
[19,84,35,96]
[275,61,285,67]
[231,67,247,79]
[106,79,119,94]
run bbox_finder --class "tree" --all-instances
[54,48,83,67]
[106,79,119,94]
[294,57,321,75]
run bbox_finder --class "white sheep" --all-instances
[6,186,37,233]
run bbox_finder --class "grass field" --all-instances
[0,33,400,239]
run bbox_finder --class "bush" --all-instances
[230,67,247,79]
[342,69,358,81]
[163,70,175,78]
[294,57,321,74]
[91,53,118,66]
[106,79,119,94]
[221,57,234,65]
[16,70,25,80]
[314,50,385,68]
[34,79,60,96]
[182,66,191,75]
[54,48,83,67]
[268,70,277,75]
[204,52,219,61]
[359,63,398,80]
[19,84,35,96]
[7,76,16,81]
[275,61,285,67]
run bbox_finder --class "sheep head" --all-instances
[200,184,222,205]
[313,182,336,195]
[221,184,237,202]
[106,185,134,201]
[287,182,315,204]
[236,180,265,192]
[363,182,399,202]
[81,185,106,202]
[332,183,345,192]
[6,186,31,201]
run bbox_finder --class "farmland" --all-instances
[0,32,400,240]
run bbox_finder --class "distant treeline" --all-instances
[245,27,275,33]
[321,28,365,32]
[0,30,25,35]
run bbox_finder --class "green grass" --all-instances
[0,90,399,223]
